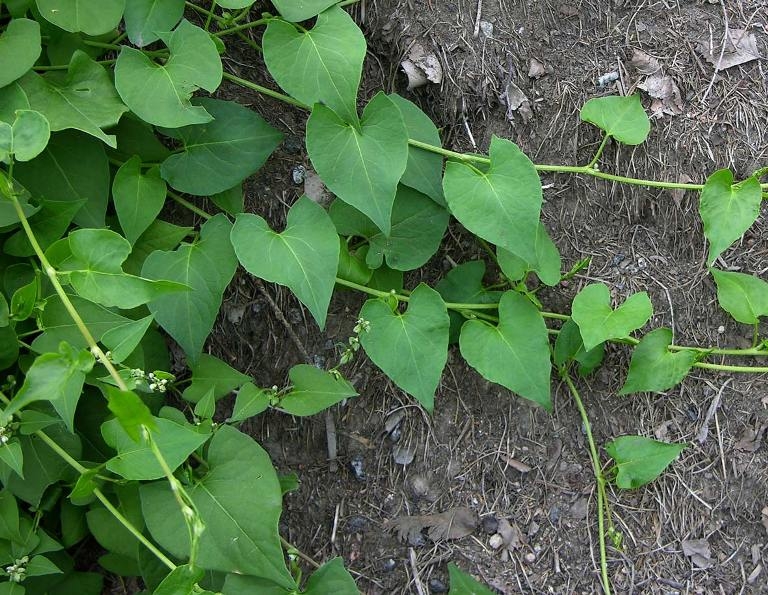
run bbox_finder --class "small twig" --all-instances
[409,548,427,595]
[702,2,729,103]
[255,280,313,364]
[696,378,732,444]
[473,0,483,37]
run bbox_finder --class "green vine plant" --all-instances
[0,1,766,594]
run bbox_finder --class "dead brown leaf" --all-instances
[500,80,532,123]
[761,507,768,535]
[700,28,761,70]
[401,42,442,90]
[528,58,545,79]
[640,72,684,116]
[631,49,660,75]
[387,507,477,543]
[734,424,766,452]
[682,538,713,569]
[502,454,532,473]
[670,174,693,202]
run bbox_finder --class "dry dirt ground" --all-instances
[181,1,768,593]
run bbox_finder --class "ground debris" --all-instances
[698,28,761,70]
[762,506,768,535]
[734,423,766,452]
[682,538,713,569]
[631,50,683,116]
[489,518,524,562]
[500,80,532,123]
[386,507,477,543]
[401,42,443,90]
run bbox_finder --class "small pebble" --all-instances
[408,531,427,547]
[291,165,306,185]
[524,552,536,564]
[482,515,499,534]
[549,505,560,523]
[717,325,725,334]
[345,516,368,533]
[349,454,366,481]
[489,534,504,549]
[283,136,303,153]
[382,558,397,572]
[428,578,447,593]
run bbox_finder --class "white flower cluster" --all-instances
[0,425,10,445]
[147,372,168,393]
[5,556,28,582]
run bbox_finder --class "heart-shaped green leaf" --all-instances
[101,315,154,363]
[231,196,339,329]
[18,51,129,147]
[497,222,561,286]
[4,198,86,257]
[230,383,270,423]
[699,170,762,265]
[389,93,445,205]
[142,214,238,363]
[307,93,408,235]
[140,426,296,589]
[711,268,768,324]
[263,6,365,123]
[51,229,189,309]
[0,18,41,88]
[33,293,134,353]
[123,0,185,47]
[102,416,209,480]
[605,436,685,489]
[36,0,125,35]
[113,156,166,245]
[303,558,358,595]
[620,328,697,394]
[181,354,249,404]
[359,284,449,412]
[571,283,653,351]
[0,109,49,162]
[329,185,449,271]
[553,318,605,376]
[459,291,551,410]
[115,20,222,128]
[160,98,283,196]
[271,0,339,21]
[579,94,650,145]
[435,261,502,343]
[448,563,495,595]
[443,136,541,261]
[2,343,93,432]
[13,130,109,227]
[279,365,357,416]
[123,219,191,276]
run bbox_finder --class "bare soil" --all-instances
[185,1,768,593]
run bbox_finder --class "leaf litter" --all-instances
[387,507,477,543]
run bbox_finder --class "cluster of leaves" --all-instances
[0,0,766,594]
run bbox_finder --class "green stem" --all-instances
[204,0,217,30]
[82,40,123,51]
[147,434,203,568]
[7,190,127,391]
[222,73,310,109]
[562,371,612,595]
[215,18,269,37]
[0,393,177,571]
[34,60,116,71]
[586,134,611,169]
[93,489,176,571]
[167,190,214,220]
[185,1,226,23]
